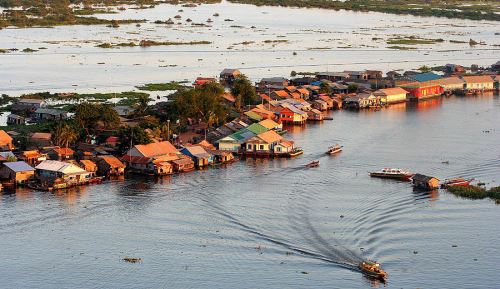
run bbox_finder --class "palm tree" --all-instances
[52,123,78,148]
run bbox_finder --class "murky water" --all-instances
[1,1,499,95]
[1,94,499,288]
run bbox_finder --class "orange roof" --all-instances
[99,155,126,168]
[296,88,310,95]
[53,147,74,156]
[80,160,97,172]
[436,76,464,86]
[319,95,332,102]
[198,140,216,150]
[279,140,294,147]
[122,155,150,164]
[256,130,283,144]
[259,93,271,102]
[22,150,41,158]
[0,130,12,143]
[290,92,301,99]
[134,141,178,158]
[285,86,297,92]
[272,90,290,98]
[375,87,408,96]
[462,75,494,83]
[222,92,236,103]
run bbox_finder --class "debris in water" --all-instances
[301,271,309,274]
[452,245,458,247]
[123,257,142,263]
[413,251,418,254]
[442,161,450,164]
[340,215,344,218]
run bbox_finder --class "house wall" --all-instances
[218,141,240,152]
[465,82,494,90]
[385,93,407,103]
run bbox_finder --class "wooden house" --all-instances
[181,145,214,168]
[96,155,126,176]
[34,108,68,121]
[412,174,440,190]
[244,130,284,156]
[270,90,290,99]
[318,95,334,109]
[278,106,307,125]
[35,160,91,185]
[316,72,349,82]
[0,161,35,185]
[373,87,408,104]
[312,99,328,111]
[29,132,52,147]
[307,108,324,121]
[47,147,74,161]
[7,114,25,125]
[0,130,14,151]
[171,156,195,172]
[79,159,97,176]
[193,77,216,87]
[257,77,289,91]
[463,75,495,92]
[436,77,465,93]
[273,140,296,156]
[11,98,45,113]
[400,81,444,100]
[220,68,241,85]
[217,129,256,152]
[123,141,180,175]
[18,150,47,166]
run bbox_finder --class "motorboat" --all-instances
[441,178,472,188]
[369,168,414,181]
[326,144,343,155]
[359,260,387,282]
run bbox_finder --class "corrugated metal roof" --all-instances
[4,161,34,172]
[412,72,442,82]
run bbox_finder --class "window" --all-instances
[259,145,264,150]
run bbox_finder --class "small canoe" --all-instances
[441,178,472,188]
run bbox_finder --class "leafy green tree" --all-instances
[75,102,119,130]
[347,84,358,93]
[134,94,151,116]
[51,123,78,148]
[418,65,432,72]
[117,126,152,153]
[319,82,330,94]
[231,75,258,110]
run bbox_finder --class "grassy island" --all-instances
[226,0,500,22]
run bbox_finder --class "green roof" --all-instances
[245,123,269,135]
[244,111,263,121]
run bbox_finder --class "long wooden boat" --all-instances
[359,261,387,282]
[369,168,414,181]
[306,160,320,168]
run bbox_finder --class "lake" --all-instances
[0,1,499,95]
[1,93,499,288]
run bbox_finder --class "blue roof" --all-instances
[4,161,35,172]
[311,81,322,86]
[0,151,15,159]
[412,72,441,82]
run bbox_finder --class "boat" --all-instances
[326,144,342,155]
[359,260,388,282]
[369,168,414,181]
[306,160,320,168]
[441,178,472,188]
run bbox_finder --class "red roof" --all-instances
[106,136,119,143]
[53,147,74,156]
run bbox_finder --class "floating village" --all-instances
[0,61,499,195]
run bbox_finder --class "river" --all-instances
[0,93,499,288]
[0,1,499,95]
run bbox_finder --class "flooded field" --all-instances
[1,1,499,95]
[0,94,499,288]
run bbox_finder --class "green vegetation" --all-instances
[20,91,149,102]
[226,0,500,21]
[95,40,211,48]
[387,37,444,45]
[387,45,417,50]
[447,186,500,202]
[231,74,258,111]
[51,122,79,148]
[135,82,187,91]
